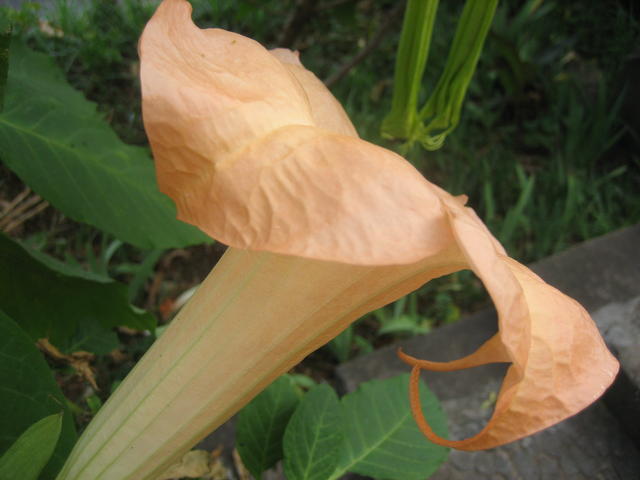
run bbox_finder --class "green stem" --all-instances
[381,0,439,140]
[417,0,498,150]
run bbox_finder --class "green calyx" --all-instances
[382,0,499,150]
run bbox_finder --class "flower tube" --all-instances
[56,1,618,478]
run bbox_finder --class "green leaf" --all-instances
[126,249,165,303]
[0,42,210,249]
[283,384,342,480]
[378,315,430,336]
[0,310,76,479]
[353,335,374,355]
[326,325,353,363]
[66,317,120,355]
[329,374,448,480]
[0,9,10,112]
[0,232,154,353]
[0,413,62,480]
[498,164,535,248]
[236,375,301,479]
[289,374,317,391]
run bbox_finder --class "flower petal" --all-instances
[270,48,358,138]
[139,0,314,188]
[141,2,453,265]
[171,124,459,265]
[399,196,620,450]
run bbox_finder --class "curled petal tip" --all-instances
[397,348,418,366]
[270,48,302,65]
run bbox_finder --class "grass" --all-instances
[3,0,640,359]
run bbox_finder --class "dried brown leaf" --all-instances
[37,338,98,391]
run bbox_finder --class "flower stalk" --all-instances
[381,0,499,150]
[381,0,439,140]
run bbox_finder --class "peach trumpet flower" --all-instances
[55,1,618,479]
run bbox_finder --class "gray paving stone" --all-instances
[595,297,640,395]
[337,310,640,479]
[530,224,640,312]
[594,296,640,447]
[428,391,639,480]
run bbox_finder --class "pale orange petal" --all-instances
[139,0,314,197]
[170,125,457,265]
[141,1,453,266]
[270,48,358,138]
[399,196,620,450]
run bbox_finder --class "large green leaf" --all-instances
[329,374,449,480]
[236,375,301,479]
[283,384,342,480]
[0,413,62,480]
[0,232,154,353]
[0,310,76,479]
[0,42,210,249]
